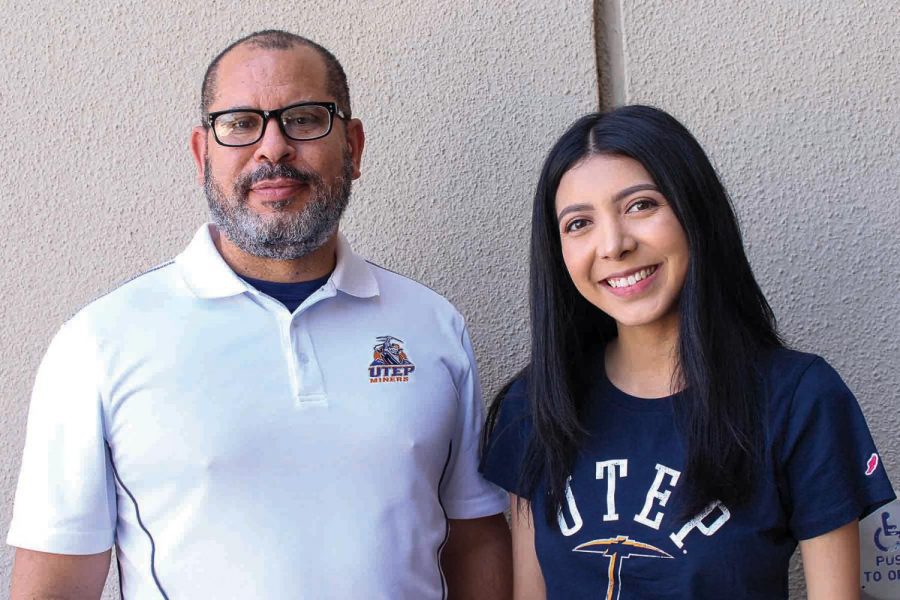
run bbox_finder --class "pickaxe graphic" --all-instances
[573,535,673,600]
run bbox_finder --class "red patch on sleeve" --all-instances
[865,453,879,476]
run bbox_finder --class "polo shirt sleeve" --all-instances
[479,376,530,498]
[6,317,117,554]
[778,357,895,541]
[438,326,508,519]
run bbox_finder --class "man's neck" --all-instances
[211,227,338,283]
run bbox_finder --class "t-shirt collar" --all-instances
[176,223,380,300]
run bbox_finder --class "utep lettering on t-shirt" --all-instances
[557,458,731,551]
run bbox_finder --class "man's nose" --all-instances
[253,118,296,164]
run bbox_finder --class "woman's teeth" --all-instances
[606,266,657,288]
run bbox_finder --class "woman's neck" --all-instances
[604,317,681,399]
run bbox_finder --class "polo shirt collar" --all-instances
[176,224,379,300]
[176,224,248,299]
[330,231,380,299]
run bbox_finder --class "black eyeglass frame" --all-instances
[205,101,349,147]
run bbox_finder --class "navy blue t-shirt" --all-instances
[241,272,331,313]
[481,348,895,599]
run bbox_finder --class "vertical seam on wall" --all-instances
[594,0,627,109]
[616,0,628,104]
[592,0,604,109]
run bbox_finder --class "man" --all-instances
[7,30,511,599]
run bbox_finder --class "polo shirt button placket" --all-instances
[289,316,327,407]
[276,312,302,403]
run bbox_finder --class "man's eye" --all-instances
[219,114,260,132]
[284,110,326,129]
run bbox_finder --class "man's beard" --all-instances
[204,153,353,260]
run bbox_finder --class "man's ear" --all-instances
[345,119,366,180]
[190,126,209,185]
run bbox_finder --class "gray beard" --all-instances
[204,154,353,260]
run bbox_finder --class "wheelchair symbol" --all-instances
[874,511,900,552]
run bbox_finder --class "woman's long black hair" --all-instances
[484,105,783,523]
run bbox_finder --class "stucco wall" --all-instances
[602,1,899,597]
[1,0,896,597]
[0,0,596,596]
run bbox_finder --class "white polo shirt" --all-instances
[8,224,507,599]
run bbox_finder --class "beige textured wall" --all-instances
[0,0,596,595]
[601,1,899,597]
[2,0,896,597]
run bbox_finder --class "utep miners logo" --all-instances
[368,335,415,383]
[574,535,672,600]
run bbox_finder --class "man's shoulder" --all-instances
[68,260,181,325]
[364,260,461,317]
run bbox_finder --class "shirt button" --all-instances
[298,353,308,364]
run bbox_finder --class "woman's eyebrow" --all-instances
[556,183,659,223]
[557,203,593,223]
[612,183,658,202]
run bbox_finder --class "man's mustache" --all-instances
[237,163,323,194]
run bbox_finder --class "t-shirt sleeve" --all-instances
[6,317,117,554]
[479,376,531,498]
[438,325,508,519]
[779,357,896,541]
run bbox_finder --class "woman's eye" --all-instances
[626,198,657,213]
[565,218,590,233]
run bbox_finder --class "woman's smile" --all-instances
[602,264,659,295]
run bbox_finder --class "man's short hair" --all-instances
[200,30,351,121]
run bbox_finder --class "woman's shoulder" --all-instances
[759,348,895,537]
[761,346,821,373]
[756,347,864,443]
[494,372,530,423]
[481,371,533,495]
[759,346,867,450]
[758,347,846,400]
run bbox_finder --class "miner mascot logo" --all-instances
[368,335,415,383]
[574,536,672,599]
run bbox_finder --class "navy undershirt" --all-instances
[241,272,332,313]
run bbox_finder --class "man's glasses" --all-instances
[206,101,348,147]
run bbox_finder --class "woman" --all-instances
[481,105,894,599]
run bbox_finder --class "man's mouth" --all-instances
[605,265,658,289]
[239,163,319,197]
[248,178,308,202]
[251,177,305,190]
